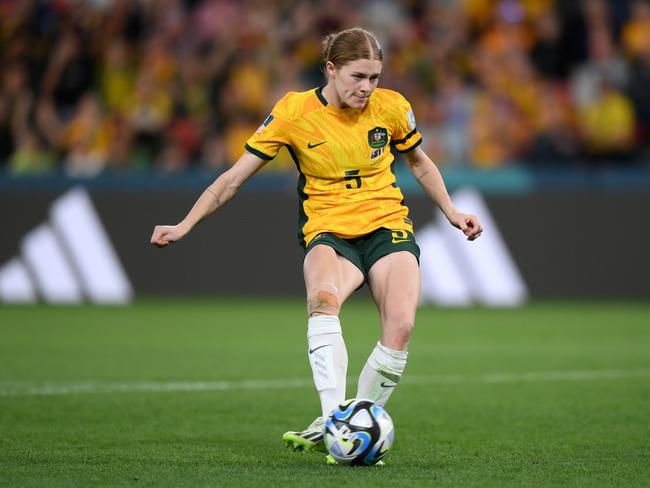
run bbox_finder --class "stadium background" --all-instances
[1,1,649,486]
[1,0,649,302]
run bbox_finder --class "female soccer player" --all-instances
[151,27,482,462]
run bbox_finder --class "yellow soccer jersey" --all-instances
[245,87,423,247]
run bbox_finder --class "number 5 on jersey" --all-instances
[344,169,362,189]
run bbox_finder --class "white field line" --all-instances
[1,369,649,398]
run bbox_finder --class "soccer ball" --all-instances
[324,398,395,465]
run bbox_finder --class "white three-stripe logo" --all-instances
[418,188,528,307]
[0,187,133,304]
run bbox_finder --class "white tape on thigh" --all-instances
[308,345,337,391]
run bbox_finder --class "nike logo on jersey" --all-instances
[307,141,327,149]
[380,382,396,388]
[392,238,411,244]
[309,344,330,354]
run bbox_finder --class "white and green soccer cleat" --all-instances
[325,454,337,465]
[324,454,385,466]
[282,416,327,453]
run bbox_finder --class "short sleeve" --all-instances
[245,99,292,160]
[390,95,423,153]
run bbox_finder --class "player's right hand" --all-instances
[150,224,186,247]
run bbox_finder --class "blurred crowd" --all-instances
[1,0,650,177]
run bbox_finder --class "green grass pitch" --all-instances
[1,299,649,487]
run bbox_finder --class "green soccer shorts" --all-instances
[305,227,420,280]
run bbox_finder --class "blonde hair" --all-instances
[322,27,383,73]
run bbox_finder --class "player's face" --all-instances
[329,58,382,109]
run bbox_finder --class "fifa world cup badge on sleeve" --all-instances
[407,109,416,131]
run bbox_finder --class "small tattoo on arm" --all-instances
[206,188,222,208]
[416,170,429,182]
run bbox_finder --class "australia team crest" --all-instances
[368,127,388,149]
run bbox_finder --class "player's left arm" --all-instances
[404,147,483,241]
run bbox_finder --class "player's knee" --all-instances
[383,317,414,349]
[307,289,340,317]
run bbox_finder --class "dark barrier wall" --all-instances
[1,187,649,299]
[474,193,650,299]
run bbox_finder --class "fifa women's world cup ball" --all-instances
[324,399,395,465]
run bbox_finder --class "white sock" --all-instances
[307,315,348,418]
[356,341,408,406]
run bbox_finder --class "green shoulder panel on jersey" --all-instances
[285,144,309,248]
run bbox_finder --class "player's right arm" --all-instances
[150,151,267,247]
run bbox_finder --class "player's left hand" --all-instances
[447,211,483,241]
